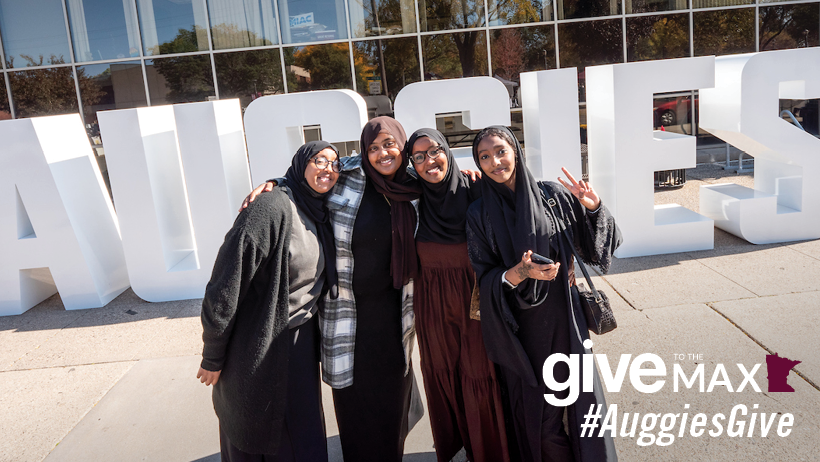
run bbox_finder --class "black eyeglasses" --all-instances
[311,156,341,173]
[409,146,445,165]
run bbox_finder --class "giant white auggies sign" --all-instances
[1,49,818,316]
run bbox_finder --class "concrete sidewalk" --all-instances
[2,165,819,462]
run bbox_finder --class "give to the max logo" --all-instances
[542,348,803,406]
[766,353,801,393]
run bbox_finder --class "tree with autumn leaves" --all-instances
[288,43,355,92]
[489,0,543,25]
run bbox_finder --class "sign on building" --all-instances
[289,13,314,28]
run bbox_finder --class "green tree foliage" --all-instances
[558,19,623,69]
[151,27,213,103]
[380,38,421,95]
[7,55,102,118]
[759,4,820,51]
[423,31,487,79]
[354,37,420,98]
[215,49,284,108]
[351,0,420,98]
[627,14,689,61]
[422,0,483,30]
[151,25,206,55]
[354,41,379,94]
[693,8,755,57]
[518,25,555,72]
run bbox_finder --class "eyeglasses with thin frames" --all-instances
[409,146,445,165]
[311,156,341,173]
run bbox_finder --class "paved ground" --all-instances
[2,164,818,462]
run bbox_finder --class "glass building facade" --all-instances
[0,0,816,144]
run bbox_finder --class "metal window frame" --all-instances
[0,0,817,116]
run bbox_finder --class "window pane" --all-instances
[65,0,141,62]
[349,0,417,38]
[491,25,555,107]
[489,0,553,26]
[0,77,10,119]
[558,19,622,103]
[0,0,71,68]
[420,0,485,32]
[209,0,280,50]
[214,49,284,109]
[285,44,352,92]
[693,8,755,57]
[78,62,146,125]
[491,25,555,76]
[9,67,79,117]
[627,13,689,62]
[279,0,349,44]
[146,55,215,104]
[558,19,622,69]
[354,37,420,104]
[557,0,620,20]
[422,31,488,79]
[692,0,752,8]
[626,0,686,14]
[760,3,820,51]
[781,99,819,137]
[654,93,693,134]
[137,0,210,56]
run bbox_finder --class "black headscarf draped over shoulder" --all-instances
[284,140,339,299]
[471,125,554,305]
[406,128,481,244]
[360,116,422,289]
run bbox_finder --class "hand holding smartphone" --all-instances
[530,252,554,265]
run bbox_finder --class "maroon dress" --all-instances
[415,241,510,462]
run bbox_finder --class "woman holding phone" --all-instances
[466,126,621,462]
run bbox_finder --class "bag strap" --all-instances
[542,190,604,304]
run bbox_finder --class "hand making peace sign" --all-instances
[557,167,601,211]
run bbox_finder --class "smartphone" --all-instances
[530,252,554,265]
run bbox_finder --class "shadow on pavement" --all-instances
[191,454,220,462]
[0,288,202,333]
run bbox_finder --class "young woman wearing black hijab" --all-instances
[198,141,340,462]
[465,126,622,462]
[244,117,424,461]
[323,116,423,462]
[406,128,509,462]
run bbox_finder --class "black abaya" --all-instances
[466,181,622,462]
[331,179,414,462]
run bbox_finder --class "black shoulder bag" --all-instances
[543,192,617,335]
